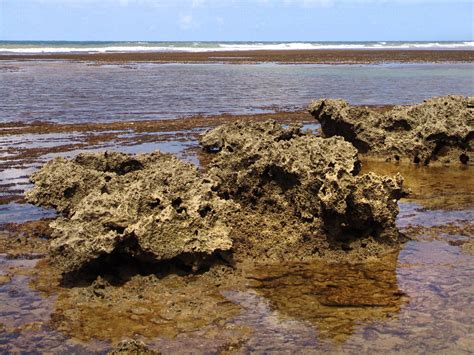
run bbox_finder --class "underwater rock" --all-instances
[308,95,473,166]
[200,120,406,261]
[26,151,237,273]
[109,339,159,354]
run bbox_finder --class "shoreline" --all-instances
[1,49,473,64]
[0,110,314,134]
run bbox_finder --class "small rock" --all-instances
[109,339,159,354]
[0,274,12,286]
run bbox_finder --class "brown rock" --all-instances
[308,95,473,165]
[200,120,406,261]
[27,120,408,273]
[26,151,237,273]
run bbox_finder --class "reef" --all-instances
[26,151,237,273]
[26,121,407,274]
[308,95,473,166]
[201,120,406,262]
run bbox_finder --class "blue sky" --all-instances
[0,0,472,41]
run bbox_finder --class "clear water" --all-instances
[0,61,473,124]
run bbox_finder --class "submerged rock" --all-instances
[109,339,159,354]
[308,95,473,166]
[26,151,236,273]
[200,120,406,261]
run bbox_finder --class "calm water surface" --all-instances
[0,61,473,353]
[1,61,473,123]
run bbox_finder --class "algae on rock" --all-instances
[308,95,473,166]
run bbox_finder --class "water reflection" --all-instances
[361,160,474,211]
[0,255,109,353]
[238,253,406,344]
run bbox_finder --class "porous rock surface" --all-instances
[26,151,237,273]
[200,120,406,261]
[308,95,473,166]
[27,120,407,273]
[109,339,159,355]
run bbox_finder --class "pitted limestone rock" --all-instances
[308,95,473,165]
[200,120,406,252]
[26,151,237,273]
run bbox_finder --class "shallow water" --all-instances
[0,235,472,353]
[0,61,473,352]
[1,61,473,124]
[0,144,473,353]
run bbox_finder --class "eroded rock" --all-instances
[109,339,159,354]
[26,151,237,273]
[200,120,406,261]
[308,95,473,165]
[27,120,408,273]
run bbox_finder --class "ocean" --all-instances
[1,61,473,124]
[0,40,473,54]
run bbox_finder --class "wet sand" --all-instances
[1,105,473,353]
[1,49,473,64]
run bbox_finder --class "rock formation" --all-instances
[26,151,237,273]
[200,120,406,261]
[27,120,408,273]
[308,95,473,166]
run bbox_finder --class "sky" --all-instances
[0,0,472,41]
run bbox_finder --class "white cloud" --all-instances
[178,14,195,30]
[191,0,206,7]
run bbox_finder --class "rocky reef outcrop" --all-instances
[200,120,406,261]
[308,95,473,166]
[26,151,237,273]
[27,121,407,274]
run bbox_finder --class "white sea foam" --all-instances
[0,41,473,54]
